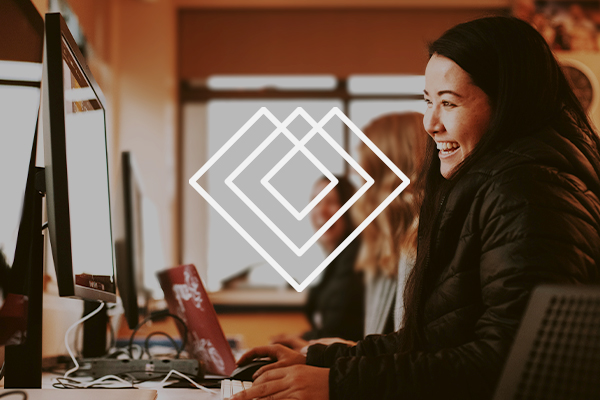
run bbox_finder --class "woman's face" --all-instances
[423,54,492,178]
[310,180,346,253]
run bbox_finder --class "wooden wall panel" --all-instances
[68,0,112,63]
[179,8,506,79]
[175,0,510,8]
[0,0,43,62]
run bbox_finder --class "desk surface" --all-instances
[0,388,219,400]
[0,374,221,400]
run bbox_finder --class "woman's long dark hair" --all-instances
[400,16,600,353]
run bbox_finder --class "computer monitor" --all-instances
[42,12,116,302]
[0,0,43,344]
[3,12,116,387]
[116,151,149,329]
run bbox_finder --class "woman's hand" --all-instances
[271,333,310,351]
[308,337,357,347]
[236,344,307,379]
[230,365,329,400]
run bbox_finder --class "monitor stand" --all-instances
[4,160,111,386]
[4,162,45,388]
[82,301,108,358]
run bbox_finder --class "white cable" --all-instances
[82,374,133,388]
[154,369,215,394]
[56,367,214,392]
[63,302,105,378]
[55,374,134,389]
[130,343,144,359]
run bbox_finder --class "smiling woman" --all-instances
[231,16,600,400]
[423,55,492,178]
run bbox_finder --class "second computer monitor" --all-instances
[117,151,149,329]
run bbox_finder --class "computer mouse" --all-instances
[229,359,275,382]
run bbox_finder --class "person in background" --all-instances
[353,112,426,337]
[272,176,364,349]
[233,16,600,400]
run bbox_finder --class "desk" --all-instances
[149,388,219,399]
[0,373,222,399]
[0,388,220,400]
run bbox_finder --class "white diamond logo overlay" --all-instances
[262,150,338,221]
[189,107,410,292]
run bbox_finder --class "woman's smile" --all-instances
[436,141,460,157]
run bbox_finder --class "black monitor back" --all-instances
[494,285,600,400]
[116,151,147,329]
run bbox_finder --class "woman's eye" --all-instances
[442,101,455,108]
[424,99,432,106]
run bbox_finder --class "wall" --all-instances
[178,8,504,78]
[0,0,44,62]
[175,0,509,8]
[109,0,177,272]
[68,0,178,270]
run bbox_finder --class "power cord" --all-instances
[63,302,105,378]
[0,391,27,399]
[143,331,178,358]
[128,311,188,359]
[72,305,116,358]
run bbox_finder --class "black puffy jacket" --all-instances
[306,127,600,400]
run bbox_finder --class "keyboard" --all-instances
[221,379,253,399]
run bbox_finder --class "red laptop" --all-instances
[157,264,236,376]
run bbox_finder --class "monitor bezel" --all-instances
[43,12,116,303]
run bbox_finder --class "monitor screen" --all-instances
[0,65,41,348]
[43,12,115,302]
[0,77,40,271]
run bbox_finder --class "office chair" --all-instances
[493,285,600,400]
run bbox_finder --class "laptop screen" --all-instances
[157,264,236,376]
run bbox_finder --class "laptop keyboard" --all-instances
[221,379,252,399]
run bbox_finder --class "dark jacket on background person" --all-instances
[302,239,364,341]
[306,127,600,399]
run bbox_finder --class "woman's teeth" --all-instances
[437,141,460,154]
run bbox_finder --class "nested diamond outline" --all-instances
[189,107,410,292]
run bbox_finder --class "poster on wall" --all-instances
[513,0,600,52]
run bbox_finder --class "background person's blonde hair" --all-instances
[353,112,427,278]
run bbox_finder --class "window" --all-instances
[182,75,424,291]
